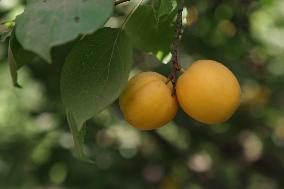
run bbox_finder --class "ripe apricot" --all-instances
[119,72,178,130]
[176,60,241,124]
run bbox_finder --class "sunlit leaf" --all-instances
[15,0,113,62]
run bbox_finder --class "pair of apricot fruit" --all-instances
[119,60,241,130]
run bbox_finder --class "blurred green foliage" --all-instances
[0,0,284,189]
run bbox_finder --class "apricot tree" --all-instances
[0,0,241,160]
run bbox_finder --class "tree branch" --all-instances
[114,0,130,6]
[167,0,184,95]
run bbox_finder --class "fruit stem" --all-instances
[167,0,184,96]
[114,0,130,6]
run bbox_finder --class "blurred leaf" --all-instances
[250,0,284,53]
[0,24,10,33]
[61,27,133,128]
[15,0,113,62]
[0,24,11,42]
[1,31,11,42]
[125,5,176,54]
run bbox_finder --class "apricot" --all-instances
[176,60,241,124]
[119,72,178,130]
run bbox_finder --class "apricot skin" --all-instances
[119,72,178,130]
[176,60,241,124]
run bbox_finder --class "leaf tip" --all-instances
[14,82,22,88]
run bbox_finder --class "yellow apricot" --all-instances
[119,72,178,130]
[176,60,241,124]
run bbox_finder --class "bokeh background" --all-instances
[0,0,284,188]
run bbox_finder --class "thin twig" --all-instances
[114,0,130,6]
[167,0,184,95]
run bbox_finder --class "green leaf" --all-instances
[61,27,133,128]
[125,5,176,54]
[8,41,21,88]
[0,24,12,42]
[15,0,113,62]
[10,30,36,69]
[153,0,174,18]
[1,31,12,42]
[7,30,36,87]
[0,24,10,33]
[66,111,93,163]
